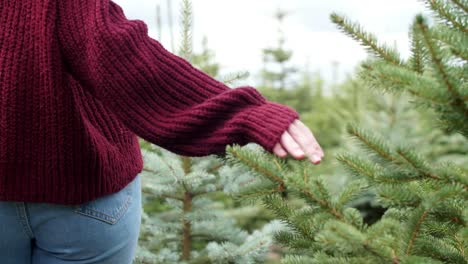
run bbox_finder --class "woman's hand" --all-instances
[273,119,324,164]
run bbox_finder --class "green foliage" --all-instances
[224,1,468,263]
[225,125,467,263]
[178,0,193,61]
[423,0,468,33]
[134,145,279,263]
[333,5,468,137]
[330,13,405,67]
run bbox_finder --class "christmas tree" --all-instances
[134,144,282,263]
[260,8,298,91]
[224,0,468,263]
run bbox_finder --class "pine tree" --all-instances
[134,144,282,263]
[133,1,280,263]
[260,8,297,91]
[223,1,468,263]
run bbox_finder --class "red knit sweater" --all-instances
[0,0,299,205]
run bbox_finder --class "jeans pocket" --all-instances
[74,176,138,225]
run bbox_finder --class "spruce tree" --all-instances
[223,1,467,263]
[134,144,282,263]
[260,8,297,91]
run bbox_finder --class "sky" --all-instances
[113,0,429,87]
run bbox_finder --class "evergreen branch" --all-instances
[238,178,257,187]
[376,185,422,207]
[159,232,229,244]
[431,24,468,62]
[219,71,250,85]
[454,233,466,260]
[190,255,212,264]
[317,220,388,261]
[409,18,426,74]
[435,162,468,189]
[299,187,344,220]
[233,176,281,203]
[340,132,467,187]
[337,154,419,184]
[416,15,458,97]
[419,234,468,263]
[396,148,438,180]
[334,180,369,211]
[450,47,468,61]
[362,240,392,262]
[314,178,331,203]
[406,207,430,255]
[178,0,193,60]
[397,147,468,189]
[416,15,468,117]
[281,254,315,264]
[160,193,184,201]
[330,13,405,66]
[364,217,405,259]
[274,230,315,251]
[181,156,193,261]
[225,146,286,187]
[262,195,316,241]
[140,186,184,200]
[261,194,294,220]
[180,159,191,193]
[235,188,280,204]
[142,165,181,185]
[336,154,381,181]
[380,169,427,183]
[207,163,223,174]
[237,239,269,258]
[450,0,468,13]
[309,253,377,264]
[191,184,224,196]
[273,158,285,173]
[405,187,462,256]
[346,125,399,163]
[425,0,468,33]
[343,208,365,230]
[360,63,450,104]
[142,167,159,175]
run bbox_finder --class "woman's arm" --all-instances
[56,0,299,156]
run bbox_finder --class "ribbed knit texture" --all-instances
[0,0,300,205]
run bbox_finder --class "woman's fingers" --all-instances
[273,142,288,158]
[280,130,306,159]
[272,119,324,165]
[287,119,322,164]
[293,119,324,157]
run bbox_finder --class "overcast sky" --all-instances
[113,0,428,86]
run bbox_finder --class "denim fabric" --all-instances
[0,174,142,264]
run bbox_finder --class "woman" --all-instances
[0,0,324,263]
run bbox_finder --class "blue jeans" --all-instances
[0,174,142,264]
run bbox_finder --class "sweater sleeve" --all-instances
[55,0,300,156]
